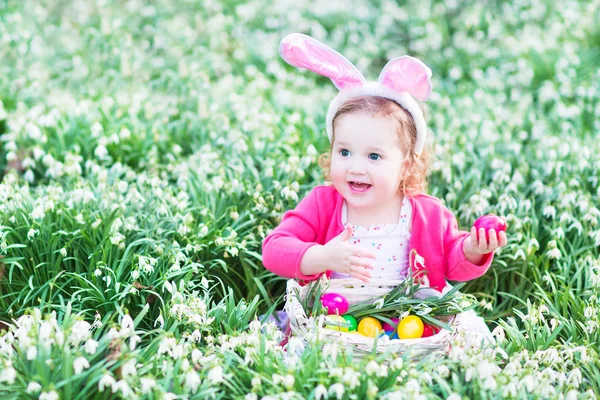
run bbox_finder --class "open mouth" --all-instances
[348,181,372,192]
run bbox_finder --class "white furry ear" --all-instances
[378,56,432,102]
[279,33,366,90]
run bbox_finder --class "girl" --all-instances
[263,33,508,296]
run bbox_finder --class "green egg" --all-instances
[342,314,358,331]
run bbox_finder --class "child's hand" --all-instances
[463,227,508,256]
[323,224,376,282]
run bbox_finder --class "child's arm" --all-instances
[441,207,506,281]
[262,188,376,282]
[262,188,323,281]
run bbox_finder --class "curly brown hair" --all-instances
[318,96,430,197]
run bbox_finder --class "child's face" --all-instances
[331,111,407,213]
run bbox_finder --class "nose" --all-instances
[348,158,367,175]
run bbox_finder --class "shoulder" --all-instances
[300,185,341,214]
[297,184,340,206]
[410,193,445,210]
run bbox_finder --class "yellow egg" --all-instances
[357,317,383,338]
[324,315,349,332]
[397,315,424,339]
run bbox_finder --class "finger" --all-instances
[470,227,478,247]
[350,256,375,269]
[478,228,488,251]
[488,229,498,250]
[354,248,377,259]
[350,268,371,283]
[498,231,508,246]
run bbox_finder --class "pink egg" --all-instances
[382,318,399,332]
[320,292,349,315]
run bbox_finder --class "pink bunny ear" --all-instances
[279,33,366,91]
[378,56,432,102]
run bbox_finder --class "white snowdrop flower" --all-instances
[547,247,562,260]
[543,205,556,219]
[59,248,67,257]
[329,383,345,399]
[92,219,102,229]
[230,211,239,221]
[314,384,328,400]
[140,377,156,394]
[94,144,108,159]
[154,314,164,328]
[84,339,98,354]
[27,228,39,240]
[112,380,133,397]
[251,376,261,389]
[198,224,209,238]
[25,344,38,360]
[26,381,42,393]
[436,364,450,378]
[121,314,134,333]
[0,366,16,384]
[207,365,224,384]
[110,232,125,246]
[24,169,35,183]
[119,127,131,140]
[5,151,17,162]
[282,374,294,390]
[185,370,201,393]
[91,122,104,137]
[245,394,258,400]
[69,320,91,344]
[568,368,582,387]
[94,269,102,277]
[390,357,403,370]
[73,356,90,375]
[39,391,59,400]
[33,147,45,160]
[129,335,141,350]
[121,359,137,377]
[366,360,379,375]
[117,181,128,193]
[528,238,540,254]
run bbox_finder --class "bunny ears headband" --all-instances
[279,33,432,157]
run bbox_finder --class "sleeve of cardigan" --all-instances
[261,187,323,281]
[442,205,494,281]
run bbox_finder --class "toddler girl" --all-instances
[262,33,508,297]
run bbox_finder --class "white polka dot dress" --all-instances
[331,197,413,280]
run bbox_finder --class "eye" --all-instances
[368,153,381,161]
[339,149,351,157]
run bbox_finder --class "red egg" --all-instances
[320,293,349,315]
[473,214,507,241]
[421,323,439,338]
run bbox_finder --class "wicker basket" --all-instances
[284,276,456,357]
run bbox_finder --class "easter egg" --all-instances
[383,331,399,340]
[397,315,424,339]
[421,323,439,338]
[324,315,349,332]
[342,314,358,331]
[320,292,349,315]
[473,214,507,242]
[381,317,399,332]
[357,317,383,338]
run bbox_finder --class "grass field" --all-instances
[1,0,600,398]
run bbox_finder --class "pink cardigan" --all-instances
[262,185,493,291]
